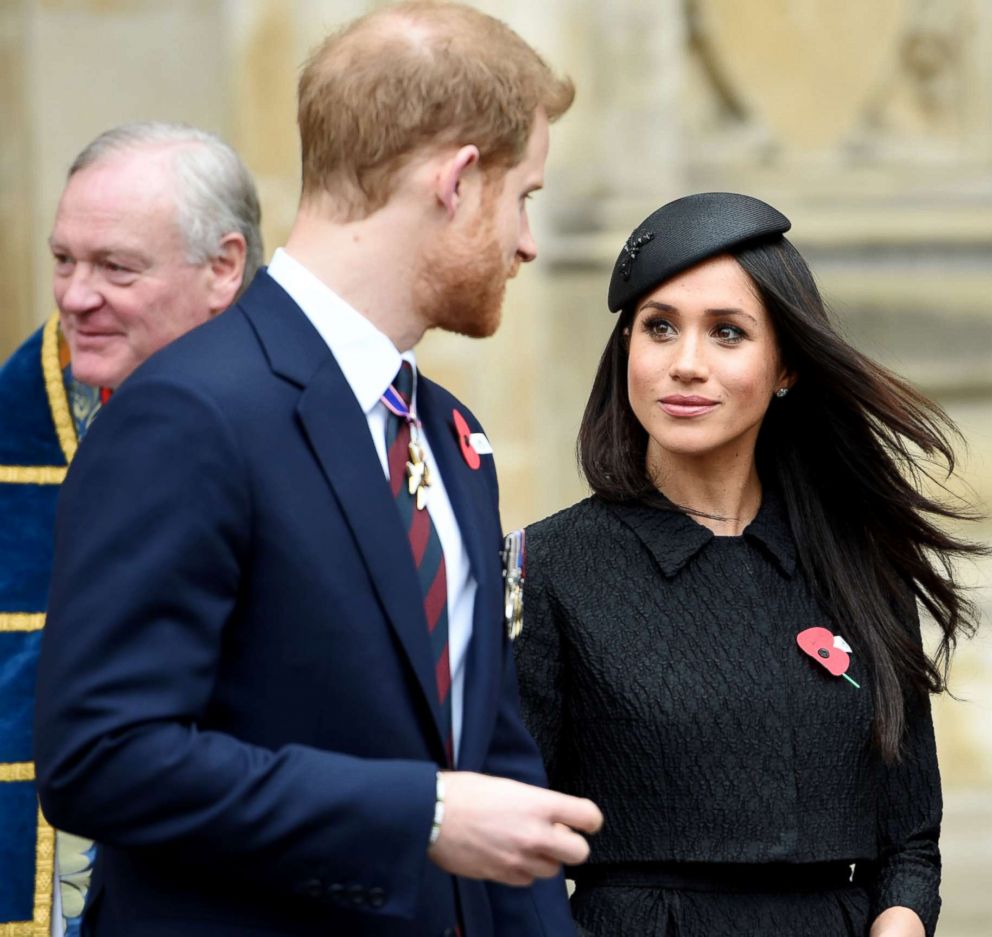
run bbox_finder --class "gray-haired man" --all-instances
[0,122,261,937]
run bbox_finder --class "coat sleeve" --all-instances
[33,377,437,920]
[869,607,942,936]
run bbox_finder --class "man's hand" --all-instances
[427,771,603,886]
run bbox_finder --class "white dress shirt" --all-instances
[267,248,475,763]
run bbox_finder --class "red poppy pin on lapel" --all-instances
[797,627,860,688]
[452,409,481,470]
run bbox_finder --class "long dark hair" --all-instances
[578,236,985,761]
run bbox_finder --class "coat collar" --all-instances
[606,487,797,579]
[236,270,331,387]
[743,488,797,576]
[266,249,403,414]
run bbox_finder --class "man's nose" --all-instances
[517,216,538,264]
[57,265,102,314]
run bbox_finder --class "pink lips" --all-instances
[659,394,719,418]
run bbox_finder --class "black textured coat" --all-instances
[514,494,941,936]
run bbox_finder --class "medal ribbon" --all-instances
[383,363,454,766]
[381,383,416,425]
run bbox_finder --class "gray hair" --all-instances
[70,122,263,294]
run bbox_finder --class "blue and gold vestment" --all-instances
[1,315,95,937]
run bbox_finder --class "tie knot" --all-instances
[393,361,415,405]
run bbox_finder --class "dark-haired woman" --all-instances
[511,193,983,937]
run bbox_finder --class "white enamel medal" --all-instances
[406,434,432,510]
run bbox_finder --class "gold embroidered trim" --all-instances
[41,314,76,465]
[0,317,74,485]
[0,792,53,935]
[0,614,45,633]
[0,465,66,485]
[33,811,54,935]
[0,919,46,935]
[0,762,35,782]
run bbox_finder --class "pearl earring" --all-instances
[775,387,789,398]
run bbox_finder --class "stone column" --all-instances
[0,0,35,356]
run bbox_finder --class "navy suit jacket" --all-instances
[34,272,574,936]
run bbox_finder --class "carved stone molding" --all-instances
[685,0,992,182]
[689,0,907,152]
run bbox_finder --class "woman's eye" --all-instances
[643,318,675,339]
[715,324,745,343]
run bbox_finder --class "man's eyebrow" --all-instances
[47,243,152,266]
[95,247,150,263]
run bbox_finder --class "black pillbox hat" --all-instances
[607,192,791,312]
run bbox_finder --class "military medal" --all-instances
[502,529,525,640]
[406,432,432,510]
[382,379,432,510]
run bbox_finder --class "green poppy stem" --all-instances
[842,673,861,689]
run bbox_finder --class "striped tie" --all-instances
[385,362,454,766]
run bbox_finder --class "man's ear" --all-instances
[207,233,248,313]
[436,145,480,219]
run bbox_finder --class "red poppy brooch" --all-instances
[796,627,860,688]
[451,409,493,471]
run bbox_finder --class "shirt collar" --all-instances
[266,247,414,413]
[605,487,797,579]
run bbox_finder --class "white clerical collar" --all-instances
[266,247,416,413]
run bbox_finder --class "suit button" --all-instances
[441,928,458,937]
[348,883,366,906]
[326,883,344,903]
[368,886,386,908]
[298,878,323,898]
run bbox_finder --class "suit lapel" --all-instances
[417,381,492,597]
[240,274,448,752]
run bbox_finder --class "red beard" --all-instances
[413,189,517,339]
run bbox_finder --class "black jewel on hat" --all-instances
[607,192,791,313]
